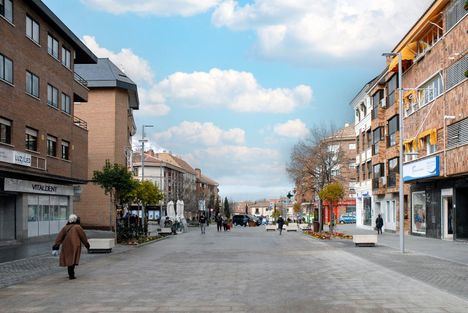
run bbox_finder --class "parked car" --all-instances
[339,213,356,224]
[232,214,261,226]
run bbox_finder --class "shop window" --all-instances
[47,135,57,156]
[363,197,372,226]
[387,115,399,147]
[0,117,12,144]
[25,127,38,151]
[412,191,426,234]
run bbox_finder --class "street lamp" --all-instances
[139,124,154,231]
[382,52,405,253]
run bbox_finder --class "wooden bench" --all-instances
[265,225,276,231]
[353,235,377,247]
[285,223,298,232]
[88,238,115,253]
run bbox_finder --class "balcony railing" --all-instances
[73,116,88,130]
[387,173,397,188]
[74,72,88,88]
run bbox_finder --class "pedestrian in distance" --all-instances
[52,214,90,280]
[199,212,207,234]
[376,214,384,235]
[216,213,223,232]
[222,216,228,231]
[277,216,285,235]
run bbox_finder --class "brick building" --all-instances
[0,0,96,242]
[195,168,219,215]
[395,0,467,240]
[73,58,138,230]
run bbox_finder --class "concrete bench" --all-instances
[298,223,311,231]
[265,225,276,231]
[88,238,115,253]
[353,235,377,247]
[285,223,298,232]
[159,227,173,235]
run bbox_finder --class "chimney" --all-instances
[195,168,201,178]
[148,149,155,157]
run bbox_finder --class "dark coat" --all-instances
[54,224,90,267]
[277,217,285,228]
[376,217,384,228]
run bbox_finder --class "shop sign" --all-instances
[403,156,439,182]
[4,178,74,196]
[0,147,32,167]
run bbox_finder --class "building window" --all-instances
[25,127,38,151]
[387,157,399,187]
[372,127,383,155]
[447,117,468,149]
[371,90,383,119]
[356,135,360,153]
[0,117,12,144]
[47,84,59,108]
[356,165,360,182]
[418,74,443,107]
[446,55,467,90]
[47,135,57,157]
[61,140,69,160]
[366,161,372,180]
[387,74,398,107]
[348,161,356,169]
[26,15,40,43]
[0,0,13,23]
[412,191,426,235]
[387,115,399,147]
[26,71,40,98]
[366,129,372,149]
[373,163,384,178]
[47,34,59,59]
[446,0,465,31]
[348,143,356,150]
[422,135,436,155]
[61,93,71,114]
[61,47,71,69]
[0,53,13,84]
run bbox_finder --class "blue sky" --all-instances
[44,0,432,200]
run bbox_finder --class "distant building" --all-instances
[195,168,219,215]
[73,58,138,229]
[0,0,97,242]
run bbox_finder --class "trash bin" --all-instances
[313,221,320,232]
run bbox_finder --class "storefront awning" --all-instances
[389,42,418,72]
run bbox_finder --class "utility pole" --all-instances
[139,124,153,233]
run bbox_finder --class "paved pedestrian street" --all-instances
[1,227,468,313]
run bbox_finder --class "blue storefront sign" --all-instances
[403,156,440,182]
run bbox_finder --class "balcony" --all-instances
[73,115,88,130]
[73,72,89,102]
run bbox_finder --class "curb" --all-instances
[135,235,171,248]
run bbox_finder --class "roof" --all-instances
[197,175,219,187]
[133,152,185,173]
[166,154,197,175]
[28,0,97,64]
[75,58,139,109]
[349,75,380,107]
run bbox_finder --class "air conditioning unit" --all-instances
[380,176,387,186]
[380,97,387,108]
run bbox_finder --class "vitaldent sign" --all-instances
[403,156,440,182]
[4,178,74,196]
[0,147,32,167]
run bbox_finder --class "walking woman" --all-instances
[53,214,90,280]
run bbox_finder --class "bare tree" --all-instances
[287,124,347,230]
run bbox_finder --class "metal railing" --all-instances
[73,116,88,130]
[74,72,88,87]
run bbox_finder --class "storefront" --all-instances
[1,178,74,240]
[404,156,468,240]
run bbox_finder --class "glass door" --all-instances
[443,196,453,240]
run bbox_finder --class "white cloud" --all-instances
[155,68,312,113]
[212,0,433,63]
[154,121,245,146]
[82,36,169,117]
[81,0,221,16]
[273,119,309,138]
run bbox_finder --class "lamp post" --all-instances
[382,52,405,253]
[139,124,154,232]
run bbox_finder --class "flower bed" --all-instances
[305,231,352,240]
[123,235,163,245]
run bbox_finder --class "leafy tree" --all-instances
[132,180,164,207]
[293,202,301,214]
[223,197,230,218]
[214,196,221,215]
[271,207,281,221]
[318,182,344,233]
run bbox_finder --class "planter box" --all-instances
[285,223,298,232]
[299,224,311,231]
[88,238,115,253]
[353,235,377,247]
[265,225,276,231]
[159,227,173,235]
